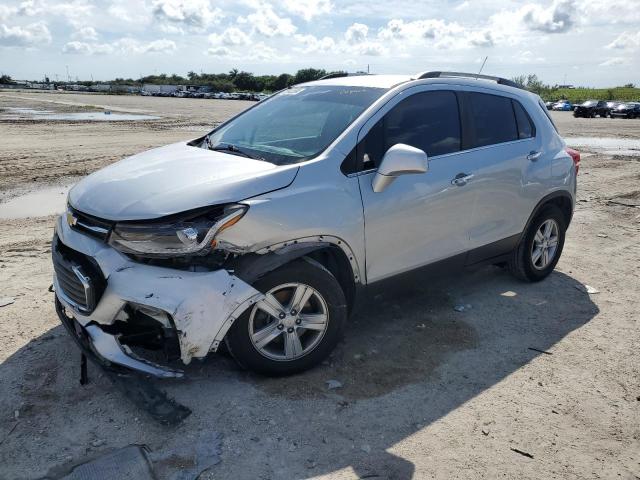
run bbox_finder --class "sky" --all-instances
[0,0,639,87]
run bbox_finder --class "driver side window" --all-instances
[357,90,461,170]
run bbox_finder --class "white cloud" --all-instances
[294,33,335,53]
[207,46,231,56]
[63,38,177,55]
[241,3,297,37]
[0,21,51,47]
[71,26,98,41]
[345,23,368,44]
[356,41,385,56]
[282,0,332,21]
[152,0,223,31]
[377,19,492,50]
[599,57,626,66]
[62,40,111,55]
[522,0,576,33]
[606,31,640,50]
[209,27,251,47]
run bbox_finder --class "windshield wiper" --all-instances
[208,141,264,161]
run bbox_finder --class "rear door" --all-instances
[458,91,545,254]
[355,88,477,282]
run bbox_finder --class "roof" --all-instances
[302,74,412,89]
[302,73,531,96]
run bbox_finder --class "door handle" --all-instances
[527,150,542,161]
[451,173,474,186]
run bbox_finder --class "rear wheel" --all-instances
[508,205,566,282]
[226,259,347,376]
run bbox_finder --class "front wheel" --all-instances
[508,205,566,282]
[226,259,347,376]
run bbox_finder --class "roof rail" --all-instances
[416,71,524,90]
[317,72,371,80]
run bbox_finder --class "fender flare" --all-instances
[226,235,362,285]
[519,191,574,244]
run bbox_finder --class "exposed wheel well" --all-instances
[306,246,356,314]
[546,195,573,227]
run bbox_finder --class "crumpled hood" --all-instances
[69,142,298,221]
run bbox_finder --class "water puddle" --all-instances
[0,107,160,121]
[0,183,73,219]
[565,137,640,157]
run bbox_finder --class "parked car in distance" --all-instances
[53,71,579,378]
[573,100,609,118]
[552,100,573,111]
[545,101,555,110]
[610,102,640,118]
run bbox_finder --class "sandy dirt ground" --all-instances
[0,91,638,480]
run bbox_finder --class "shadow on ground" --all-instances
[0,266,598,479]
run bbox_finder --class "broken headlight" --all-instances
[108,204,247,257]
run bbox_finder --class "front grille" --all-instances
[52,235,106,313]
[67,206,113,242]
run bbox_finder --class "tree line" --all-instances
[115,68,341,92]
[511,74,638,102]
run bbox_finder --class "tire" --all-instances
[225,259,347,376]
[508,205,566,282]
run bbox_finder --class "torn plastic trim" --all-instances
[54,274,183,378]
[226,235,362,284]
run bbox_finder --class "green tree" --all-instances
[273,73,292,90]
[292,68,327,85]
[0,74,14,84]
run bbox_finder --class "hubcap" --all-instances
[248,283,329,361]
[531,219,559,270]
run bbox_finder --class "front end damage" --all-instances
[53,213,264,379]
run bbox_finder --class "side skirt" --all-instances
[353,234,521,310]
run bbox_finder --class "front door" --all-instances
[356,89,476,283]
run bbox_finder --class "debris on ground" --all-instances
[326,379,343,390]
[528,347,553,355]
[151,431,222,480]
[0,296,15,307]
[574,284,600,294]
[56,445,155,480]
[510,448,534,459]
[596,233,608,238]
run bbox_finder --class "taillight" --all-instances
[566,147,580,174]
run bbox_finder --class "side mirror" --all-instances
[371,143,428,193]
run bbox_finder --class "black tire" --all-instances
[508,205,566,282]
[226,259,347,376]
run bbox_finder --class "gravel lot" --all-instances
[0,91,638,480]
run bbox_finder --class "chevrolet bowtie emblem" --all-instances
[66,211,78,227]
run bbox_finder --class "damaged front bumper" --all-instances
[53,214,264,378]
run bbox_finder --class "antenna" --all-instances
[477,56,488,78]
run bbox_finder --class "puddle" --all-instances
[0,183,73,219]
[0,107,160,121]
[565,137,640,157]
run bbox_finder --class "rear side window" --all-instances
[467,92,518,147]
[512,100,535,139]
[358,90,461,169]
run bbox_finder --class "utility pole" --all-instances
[66,65,71,82]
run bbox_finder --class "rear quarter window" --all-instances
[538,99,559,133]
[512,100,536,139]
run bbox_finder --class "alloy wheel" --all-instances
[531,219,559,270]
[248,282,329,361]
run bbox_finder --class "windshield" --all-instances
[206,85,385,165]
[582,100,597,106]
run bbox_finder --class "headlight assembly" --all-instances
[108,204,247,257]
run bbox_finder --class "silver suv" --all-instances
[53,71,580,378]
